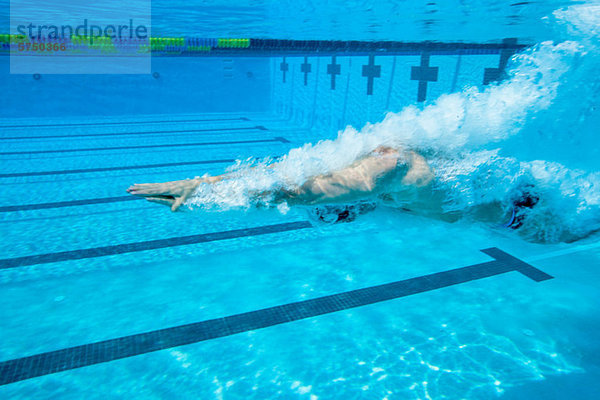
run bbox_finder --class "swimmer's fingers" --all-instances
[128,180,197,197]
[127,183,156,195]
[146,193,192,212]
[170,186,197,212]
[145,196,175,208]
[127,183,170,196]
[128,180,199,211]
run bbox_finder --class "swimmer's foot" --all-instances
[507,190,540,230]
[127,178,205,211]
[311,202,377,224]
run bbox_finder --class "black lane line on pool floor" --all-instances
[0,117,250,130]
[0,221,313,269]
[0,137,288,156]
[0,195,144,212]
[0,158,237,179]
[0,248,553,386]
[0,126,268,141]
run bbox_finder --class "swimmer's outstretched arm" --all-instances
[127,174,225,211]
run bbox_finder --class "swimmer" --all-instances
[126,145,529,228]
[127,146,430,208]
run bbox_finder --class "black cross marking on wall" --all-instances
[483,38,518,85]
[280,57,289,83]
[327,56,341,90]
[411,52,438,102]
[301,57,311,86]
[362,54,381,95]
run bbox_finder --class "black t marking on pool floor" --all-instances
[0,248,552,386]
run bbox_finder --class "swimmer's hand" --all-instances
[127,177,208,211]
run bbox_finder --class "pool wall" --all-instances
[272,46,519,132]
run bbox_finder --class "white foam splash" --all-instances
[552,3,600,41]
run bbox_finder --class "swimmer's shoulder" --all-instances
[371,146,434,187]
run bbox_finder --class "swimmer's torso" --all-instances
[285,146,433,204]
[282,146,466,222]
[299,149,400,202]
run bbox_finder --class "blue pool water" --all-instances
[1,1,600,399]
